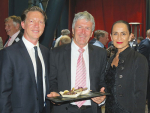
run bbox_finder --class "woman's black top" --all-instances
[105,66,129,113]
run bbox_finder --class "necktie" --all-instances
[75,48,86,108]
[5,37,11,48]
[34,46,44,112]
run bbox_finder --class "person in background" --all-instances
[0,6,50,113]
[138,29,150,113]
[0,37,3,50]
[104,20,148,113]
[108,41,113,48]
[137,36,144,46]
[54,29,70,47]
[58,35,71,46]
[129,33,138,51]
[47,11,107,113]
[93,30,109,49]
[4,15,23,48]
[89,30,97,44]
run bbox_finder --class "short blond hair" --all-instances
[59,35,71,46]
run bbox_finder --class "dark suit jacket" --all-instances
[89,38,96,44]
[138,39,150,68]
[49,43,107,113]
[105,47,148,113]
[0,39,50,113]
[4,31,23,46]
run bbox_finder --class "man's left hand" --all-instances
[91,87,106,104]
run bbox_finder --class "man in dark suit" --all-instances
[4,15,23,48]
[47,11,107,113]
[138,29,150,113]
[0,6,50,113]
[129,33,138,51]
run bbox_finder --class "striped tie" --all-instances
[5,37,11,48]
[75,48,86,108]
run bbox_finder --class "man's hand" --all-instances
[91,87,106,104]
[47,92,60,97]
[47,92,60,105]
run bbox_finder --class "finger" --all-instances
[100,87,105,92]
[47,94,52,97]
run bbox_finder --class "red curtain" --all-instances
[69,0,146,47]
[0,0,8,44]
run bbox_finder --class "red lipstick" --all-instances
[117,42,123,44]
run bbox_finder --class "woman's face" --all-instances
[111,23,131,52]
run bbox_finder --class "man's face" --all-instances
[137,39,141,44]
[100,33,109,45]
[129,33,135,41]
[21,11,45,44]
[5,19,19,37]
[72,19,93,48]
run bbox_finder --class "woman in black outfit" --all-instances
[105,20,148,113]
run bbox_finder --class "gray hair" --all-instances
[5,15,22,30]
[61,29,70,35]
[94,30,108,40]
[147,29,150,36]
[72,11,95,31]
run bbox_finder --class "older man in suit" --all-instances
[0,6,50,113]
[47,11,107,113]
[4,15,23,48]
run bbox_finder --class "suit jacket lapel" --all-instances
[88,44,95,89]
[18,40,37,91]
[63,44,71,89]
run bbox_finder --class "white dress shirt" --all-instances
[4,30,20,47]
[22,36,46,102]
[71,40,91,105]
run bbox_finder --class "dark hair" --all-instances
[111,20,131,34]
[137,36,144,41]
[21,6,47,22]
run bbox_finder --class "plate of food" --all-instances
[46,87,110,103]
[73,87,91,95]
[59,89,81,98]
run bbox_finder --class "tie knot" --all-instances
[78,48,85,53]
[34,46,38,51]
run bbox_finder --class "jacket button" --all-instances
[119,75,123,78]
[121,60,124,63]
[118,85,122,87]
[121,67,124,70]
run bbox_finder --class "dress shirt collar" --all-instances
[97,40,104,48]
[11,30,20,40]
[72,39,88,52]
[22,36,39,49]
